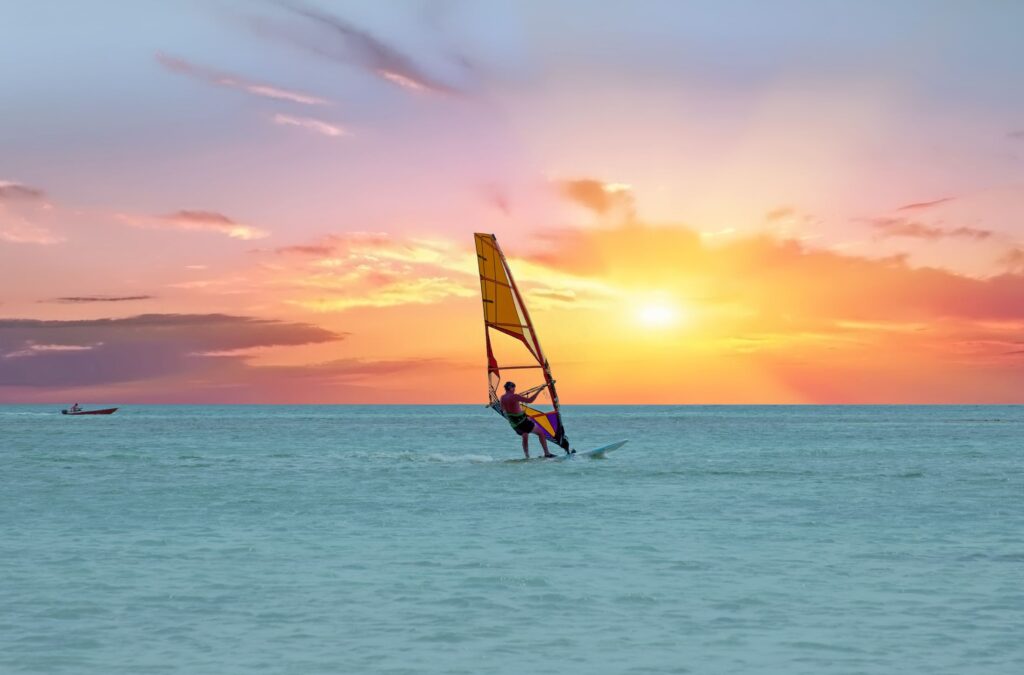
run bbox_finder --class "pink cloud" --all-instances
[156,53,330,105]
[274,243,336,256]
[0,180,63,244]
[868,218,992,241]
[272,114,347,137]
[0,220,64,245]
[117,210,269,240]
[0,181,47,202]
[480,184,511,216]
[895,197,955,211]
[998,247,1024,272]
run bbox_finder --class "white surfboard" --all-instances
[554,439,628,461]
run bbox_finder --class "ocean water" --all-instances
[1,404,1022,674]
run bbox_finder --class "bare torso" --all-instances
[500,392,525,415]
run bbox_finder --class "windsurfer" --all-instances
[500,382,555,459]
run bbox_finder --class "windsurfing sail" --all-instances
[474,233,571,453]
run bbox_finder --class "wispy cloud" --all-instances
[292,277,473,311]
[163,211,269,240]
[480,183,511,215]
[869,218,993,241]
[762,205,820,238]
[3,343,101,359]
[262,231,611,314]
[530,288,578,305]
[274,243,336,256]
[46,295,154,304]
[0,221,65,245]
[272,113,346,137]
[253,2,461,95]
[118,210,269,240]
[258,232,477,310]
[156,53,329,105]
[0,181,47,202]
[765,206,795,222]
[998,247,1024,272]
[896,197,955,211]
[0,180,63,244]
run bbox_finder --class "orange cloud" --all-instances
[556,178,636,219]
[519,220,1024,402]
[998,247,1024,273]
[527,221,1024,340]
[765,206,795,221]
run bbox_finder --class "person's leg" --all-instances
[533,425,554,457]
[521,432,530,458]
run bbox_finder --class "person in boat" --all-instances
[500,381,555,459]
[70,402,81,413]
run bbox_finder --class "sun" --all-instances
[638,304,675,326]
[635,299,684,328]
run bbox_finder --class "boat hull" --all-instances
[61,408,118,415]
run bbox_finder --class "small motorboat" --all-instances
[61,407,118,416]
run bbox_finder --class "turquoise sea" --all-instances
[2,405,1022,674]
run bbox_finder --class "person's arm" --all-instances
[521,391,541,403]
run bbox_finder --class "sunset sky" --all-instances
[2,0,1023,403]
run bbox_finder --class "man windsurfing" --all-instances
[500,381,556,459]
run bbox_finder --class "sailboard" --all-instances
[504,440,628,463]
[557,439,628,460]
[475,233,625,458]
